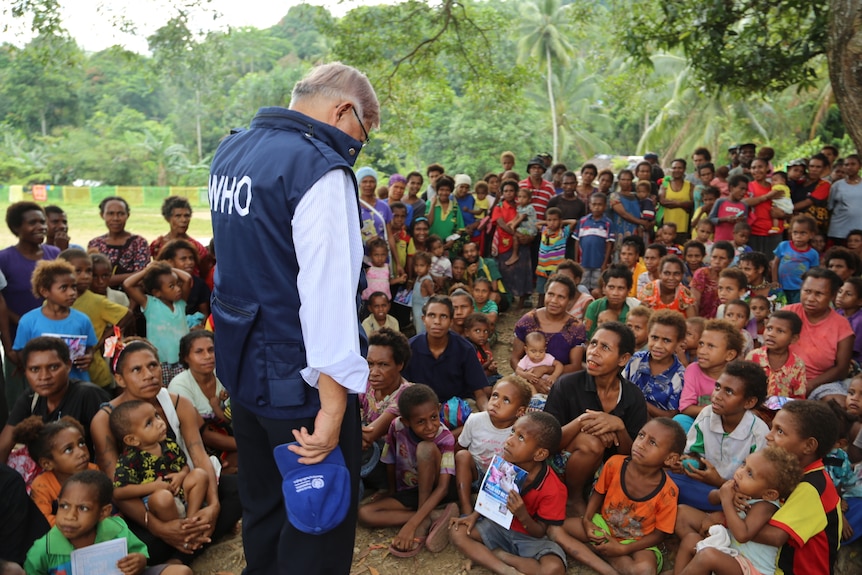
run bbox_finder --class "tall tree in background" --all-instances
[518,0,574,161]
[619,0,862,151]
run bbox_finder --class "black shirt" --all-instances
[9,378,111,454]
[402,331,487,402]
[0,463,49,564]
[543,370,648,459]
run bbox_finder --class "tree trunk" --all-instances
[828,0,862,152]
[546,45,559,161]
[195,88,203,162]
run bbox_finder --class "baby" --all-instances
[109,400,210,523]
[516,332,563,394]
[769,171,794,235]
[674,446,803,575]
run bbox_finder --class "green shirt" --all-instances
[583,297,633,339]
[24,516,148,575]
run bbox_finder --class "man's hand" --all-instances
[290,408,343,464]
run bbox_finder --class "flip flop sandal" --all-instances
[426,502,459,553]
[388,536,425,558]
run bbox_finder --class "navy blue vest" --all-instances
[209,107,367,419]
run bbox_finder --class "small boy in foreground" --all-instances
[24,469,191,575]
[548,418,686,575]
[450,412,567,575]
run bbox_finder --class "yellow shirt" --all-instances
[663,180,693,232]
[629,260,647,298]
[72,290,129,387]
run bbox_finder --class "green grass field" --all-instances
[0,202,214,250]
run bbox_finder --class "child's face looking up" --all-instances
[467,323,489,347]
[403,400,442,442]
[369,296,390,322]
[732,451,779,501]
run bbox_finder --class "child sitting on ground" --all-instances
[13,416,99,526]
[516,332,564,394]
[755,400,842,574]
[450,412,568,575]
[123,261,192,383]
[59,249,133,388]
[454,376,532,515]
[361,292,400,335]
[622,309,687,419]
[11,260,97,383]
[463,313,500,386]
[746,310,807,400]
[675,320,743,432]
[769,171,794,235]
[723,299,755,356]
[625,305,652,352]
[358,384,459,557]
[677,316,705,367]
[673,446,803,575]
[823,400,862,544]
[24,469,191,575]
[428,235,453,293]
[671,361,769,515]
[549,418,686,575]
[109,400,210,524]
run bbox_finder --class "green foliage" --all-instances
[0,0,850,187]
[618,0,828,93]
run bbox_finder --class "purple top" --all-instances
[838,308,862,364]
[514,311,586,366]
[0,245,60,336]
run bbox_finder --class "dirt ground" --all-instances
[190,302,862,574]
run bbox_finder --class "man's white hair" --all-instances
[290,62,380,129]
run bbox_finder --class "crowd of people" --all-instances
[351,142,862,574]
[0,60,861,575]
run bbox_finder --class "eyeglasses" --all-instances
[351,106,369,146]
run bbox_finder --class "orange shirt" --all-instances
[595,455,679,540]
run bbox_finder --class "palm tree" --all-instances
[518,0,574,161]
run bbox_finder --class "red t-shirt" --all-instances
[511,463,566,534]
[747,180,781,236]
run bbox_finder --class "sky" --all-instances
[2,0,376,53]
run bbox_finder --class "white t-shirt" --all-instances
[457,411,512,473]
[167,369,226,418]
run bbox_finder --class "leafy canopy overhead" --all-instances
[619,0,829,93]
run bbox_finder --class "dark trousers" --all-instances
[128,473,243,565]
[232,396,361,574]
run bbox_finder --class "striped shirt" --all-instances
[536,225,569,278]
[519,177,556,220]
